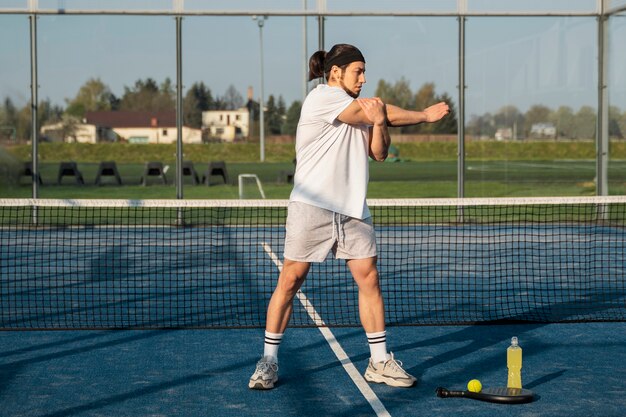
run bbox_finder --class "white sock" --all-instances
[263,331,283,362]
[367,331,389,363]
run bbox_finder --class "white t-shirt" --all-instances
[289,84,371,219]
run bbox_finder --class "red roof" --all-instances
[85,111,176,128]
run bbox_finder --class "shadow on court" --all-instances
[1,322,626,417]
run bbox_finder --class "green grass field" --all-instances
[3,160,626,199]
[2,141,626,199]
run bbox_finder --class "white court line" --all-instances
[262,242,391,417]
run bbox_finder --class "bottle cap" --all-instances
[511,336,518,346]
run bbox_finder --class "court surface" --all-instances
[1,322,626,417]
[2,202,625,416]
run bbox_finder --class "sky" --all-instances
[1,0,625,118]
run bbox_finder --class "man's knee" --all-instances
[351,266,381,292]
[277,261,309,294]
[361,269,381,290]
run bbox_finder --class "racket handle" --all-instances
[436,387,466,398]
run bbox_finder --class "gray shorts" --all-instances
[283,201,377,262]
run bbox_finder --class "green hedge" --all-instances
[397,140,626,161]
[5,142,296,164]
[5,140,626,163]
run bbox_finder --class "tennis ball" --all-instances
[467,379,482,393]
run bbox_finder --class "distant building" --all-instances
[530,123,557,139]
[41,122,99,143]
[495,128,513,141]
[202,108,250,142]
[41,111,202,144]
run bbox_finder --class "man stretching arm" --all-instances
[248,43,449,390]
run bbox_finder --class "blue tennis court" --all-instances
[1,198,626,416]
[2,323,626,416]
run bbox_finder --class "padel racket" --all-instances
[436,386,534,404]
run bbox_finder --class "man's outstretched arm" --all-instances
[385,102,450,127]
[338,100,450,128]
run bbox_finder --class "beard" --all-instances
[339,79,360,98]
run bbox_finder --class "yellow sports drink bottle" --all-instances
[507,336,522,388]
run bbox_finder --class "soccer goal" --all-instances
[238,174,266,199]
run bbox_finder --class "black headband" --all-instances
[323,50,365,72]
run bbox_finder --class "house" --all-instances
[86,111,202,144]
[41,111,202,144]
[41,122,99,143]
[202,108,250,142]
[495,128,513,141]
[530,123,557,139]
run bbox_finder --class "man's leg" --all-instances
[347,257,385,333]
[266,259,310,333]
[249,259,309,390]
[348,256,416,388]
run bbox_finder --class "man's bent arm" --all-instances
[368,122,391,161]
[354,98,390,161]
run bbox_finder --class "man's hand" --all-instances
[357,97,387,126]
[423,102,450,123]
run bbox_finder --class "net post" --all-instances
[175,210,185,226]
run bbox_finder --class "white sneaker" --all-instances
[248,356,279,390]
[364,353,416,388]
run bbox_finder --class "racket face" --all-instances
[436,386,534,404]
[478,387,534,404]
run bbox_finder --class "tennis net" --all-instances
[1,197,625,329]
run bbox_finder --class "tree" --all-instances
[2,97,18,126]
[432,92,458,134]
[0,97,63,141]
[277,95,287,126]
[493,105,524,139]
[409,83,438,134]
[467,113,496,138]
[523,105,552,137]
[119,78,174,111]
[374,77,414,110]
[16,103,32,141]
[59,114,81,143]
[573,106,596,139]
[39,98,63,130]
[618,110,626,141]
[65,78,115,118]
[265,95,283,135]
[374,79,393,104]
[494,105,522,127]
[222,84,244,110]
[183,82,214,128]
[283,100,302,136]
[155,78,176,110]
[414,82,437,111]
[609,105,623,139]
[0,98,19,140]
[549,106,575,139]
